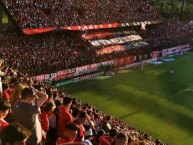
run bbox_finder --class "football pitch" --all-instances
[59,52,193,145]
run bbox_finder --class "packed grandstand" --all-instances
[0,0,192,145]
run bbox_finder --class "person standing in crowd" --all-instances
[0,59,5,77]
[39,101,56,144]
[58,96,73,136]
[99,128,118,145]
[46,100,62,145]
[0,99,11,133]
[112,132,128,145]
[0,122,31,145]
[57,123,81,145]
[39,101,56,133]
[73,110,93,145]
[2,83,10,101]
[12,87,48,145]
[9,82,27,106]
[101,115,112,133]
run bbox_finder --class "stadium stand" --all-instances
[0,0,192,144]
[1,0,160,29]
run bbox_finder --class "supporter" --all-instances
[112,132,128,145]
[9,83,27,106]
[39,101,56,144]
[46,100,62,145]
[83,111,95,142]
[73,110,93,145]
[72,107,80,121]
[39,101,56,133]
[101,115,112,133]
[12,87,48,145]
[98,128,118,145]
[0,99,11,133]
[0,59,5,76]
[58,96,73,136]
[8,77,19,95]
[0,122,31,145]
[2,83,10,101]
[94,129,105,144]
[57,123,80,145]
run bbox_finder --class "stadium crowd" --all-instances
[0,59,167,145]
[2,0,160,29]
[0,31,92,75]
[0,19,192,76]
[0,0,192,144]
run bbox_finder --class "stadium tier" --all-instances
[1,0,160,30]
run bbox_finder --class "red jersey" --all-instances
[0,119,9,133]
[39,112,49,132]
[57,136,70,145]
[73,120,85,142]
[58,107,72,135]
[2,91,10,100]
[99,135,114,145]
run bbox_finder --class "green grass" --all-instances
[59,52,193,145]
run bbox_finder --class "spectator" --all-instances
[8,77,19,95]
[58,96,73,136]
[112,132,128,145]
[9,83,27,106]
[0,59,5,76]
[0,99,11,133]
[0,122,31,145]
[94,129,105,144]
[74,110,93,145]
[39,101,56,144]
[46,100,62,145]
[99,128,118,145]
[2,83,10,101]
[12,87,48,145]
[57,123,81,145]
[39,101,56,133]
[101,115,112,133]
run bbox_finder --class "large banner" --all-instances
[23,28,56,35]
[89,35,142,47]
[62,20,161,31]
[162,44,190,57]
[82,30,137,40]
[96,45,126,55]
[23,20,162,35]
[131,41,149,48]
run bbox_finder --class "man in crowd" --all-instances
[99,128,118,145]
[113,132,128,145]
[12,87,48,145]
[58,96,73,136]
[0,99,11,133]
[57,123,84,145]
